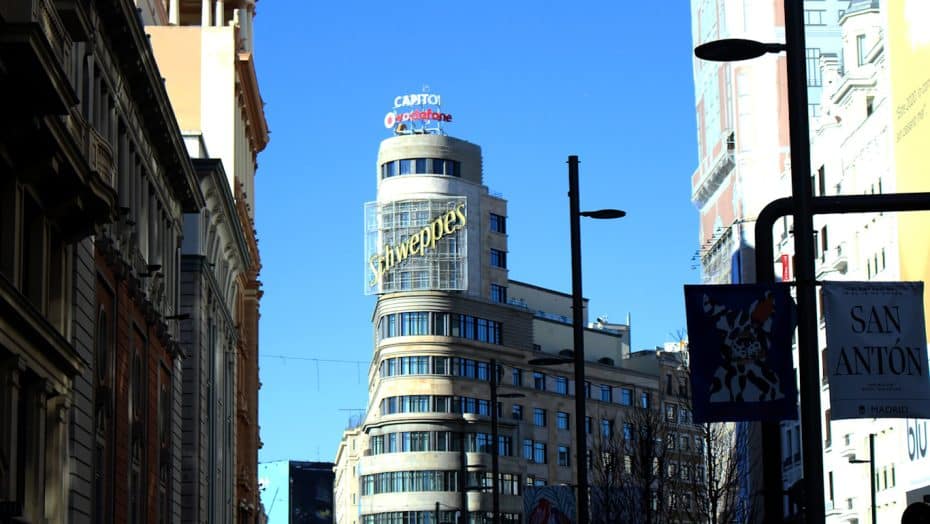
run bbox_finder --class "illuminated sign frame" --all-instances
[364,198,468,295]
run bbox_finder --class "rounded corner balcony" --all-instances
[375,311,503,346]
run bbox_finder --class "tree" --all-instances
[589,404,675,524]
[679,422,749,524]
[589,348,755,524]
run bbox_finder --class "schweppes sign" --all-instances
[368,202,466,287]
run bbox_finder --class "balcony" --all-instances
[691,131,736,208]
[88,127,116,188]
[819,241,848,275]
[839,433,857,459]
[0,0,77,114]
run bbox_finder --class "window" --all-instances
[640,392,650,408]
[817,166,826,196]
[665,403,677,422]
[585,417,592,434]
[557,412,570,430]
[512,368,523,387]
[415,158,427,173]
[555,376,568,395]
[820,226,829,260]
[490,248,507,268]
[804,9,825,25]
[824,409,832,447]
[490,213,506,234]
[534,408,547,427]
[490,283,507,303]
[512,404,523,420]
[523,439,533,460]
[533,442,547,464]
[584,382,591,399]
[399,159,413,174]
[623,423,633,441]
[533,372,545,391]
[599,385,612,402]
[806,48,822,87]
[857,34,867,66]
[558,446,570,467]
[601,419,613,438]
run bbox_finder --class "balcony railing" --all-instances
[88,127,116,188]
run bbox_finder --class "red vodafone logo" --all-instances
[383,108,453,129]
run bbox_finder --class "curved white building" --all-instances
[336,126,682,524]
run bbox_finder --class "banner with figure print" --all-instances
[823,281,930,419]
[524,485,575,524]
[684,284,799,422]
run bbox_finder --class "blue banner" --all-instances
[684,284,799,422]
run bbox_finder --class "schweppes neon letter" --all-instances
[369,203,466,287]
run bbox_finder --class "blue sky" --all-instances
[254,1,699,463]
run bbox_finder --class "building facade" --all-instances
[178,144,252,523]
[2,0,204,522]
[145,1,269,521]
[334,115,702,524]
[689,0,845,520]
[258,461,336,524]
[691,0,930,521]
[803,1,930,521]
[1,1,266,522]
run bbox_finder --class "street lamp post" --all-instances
[694,2,823,522]
[849,433,877,524]
[489,358,524,524]
[567,155,625,524]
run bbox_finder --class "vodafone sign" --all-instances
[384,92,452,131]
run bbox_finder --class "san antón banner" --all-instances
[684,284,799,423]
[823,281,930,419]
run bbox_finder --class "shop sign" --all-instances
[823,281,930,419]
[383,91,452,132]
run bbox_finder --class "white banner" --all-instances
[823,281,930,419]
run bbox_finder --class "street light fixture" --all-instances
[848,434,877,524]
[488,357,525,524]
[693,4,823,522]
[566,155,625,524]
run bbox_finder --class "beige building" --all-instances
[141,0,269,521]
[334,128,699,524]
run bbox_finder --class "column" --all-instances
[169,0,179,25]
[0,357,25,504]
[44,394,69,524]
[215,0,225,27]
[201,0,211,27]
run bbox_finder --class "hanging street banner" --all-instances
[823,281,930,419]
[525,485,576,524]
[684,284,799,423]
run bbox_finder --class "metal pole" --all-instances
[753,215,784,523]
[490,358,501,524]
[783,2,825,521]
[568,155,590,524]
[460,431,468,524]
[869,434,877,524]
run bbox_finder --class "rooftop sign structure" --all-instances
[383,90,451,135]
